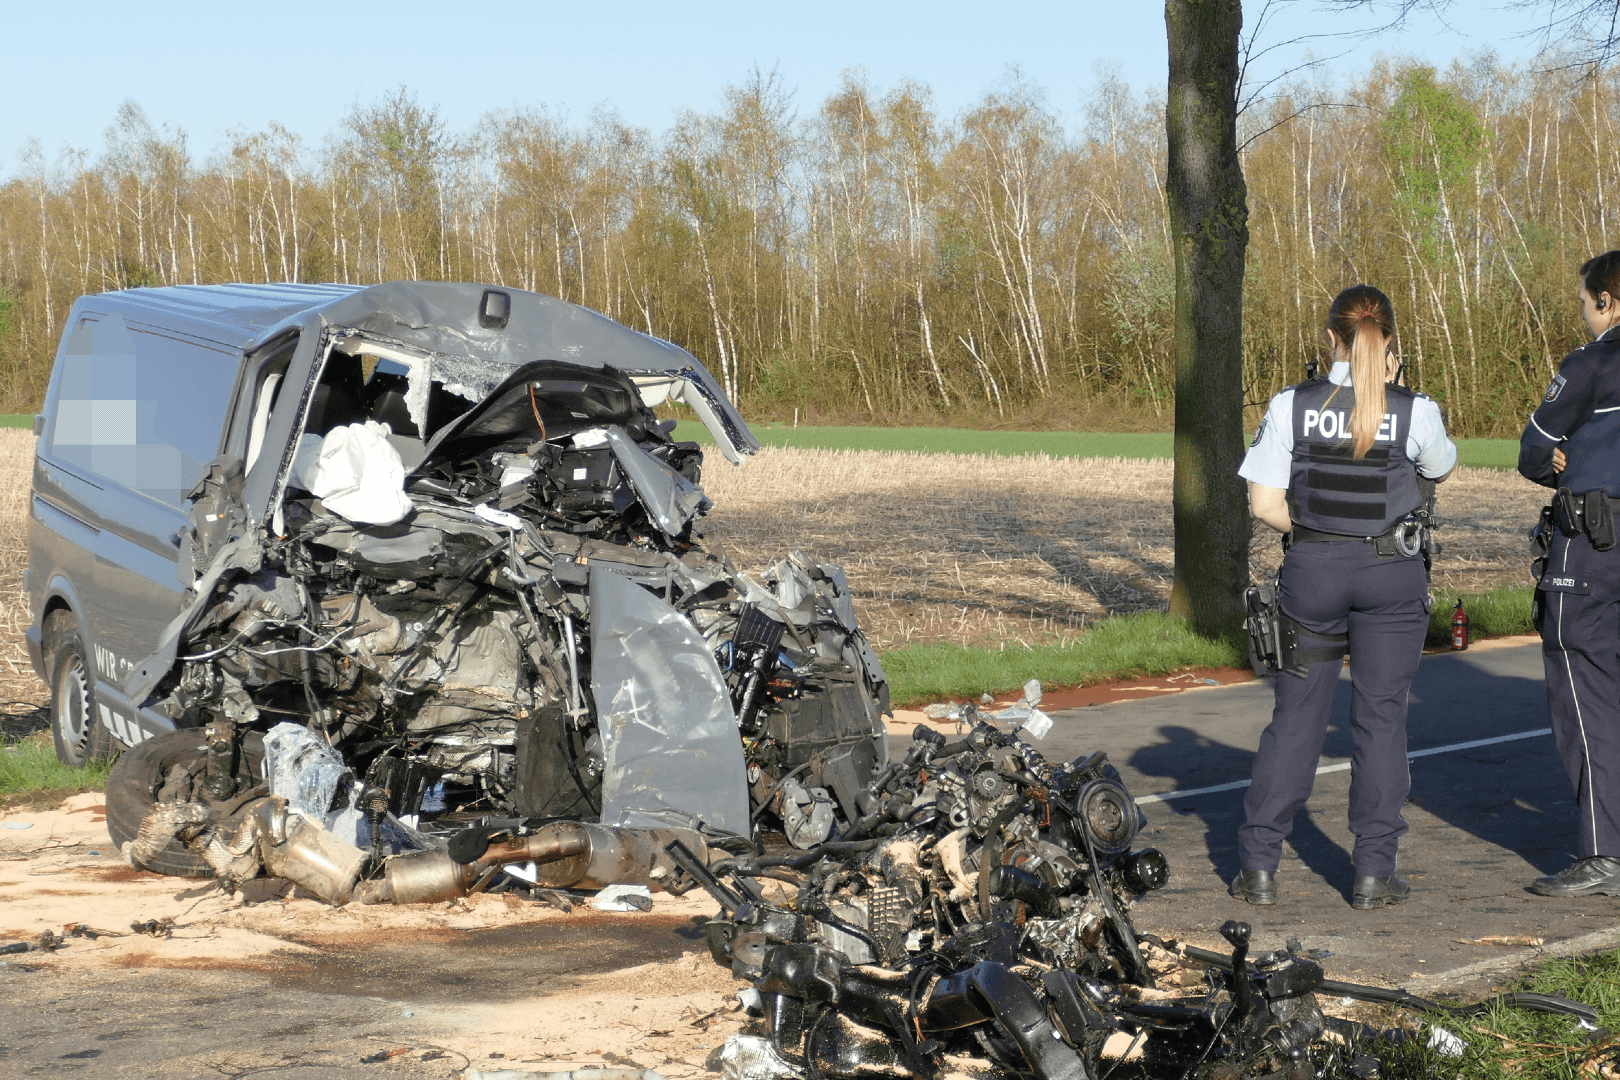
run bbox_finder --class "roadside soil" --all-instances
[0,792,744,1075]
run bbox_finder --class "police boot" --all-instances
[1229,869,1276,905]
[1530,856,1620,897]
[1351,875,1411,909]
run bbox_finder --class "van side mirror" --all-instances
[32,414,44,437]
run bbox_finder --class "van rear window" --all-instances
[50,313,240,507]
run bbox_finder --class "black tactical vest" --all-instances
[1287,380,1422,536]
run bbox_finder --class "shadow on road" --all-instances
[1127,659,1573,904]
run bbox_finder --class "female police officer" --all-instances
[1518,250,1620,897]
[1232,285,1456,909]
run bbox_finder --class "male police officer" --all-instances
[1519,250,1620,897]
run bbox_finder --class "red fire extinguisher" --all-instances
[1451,598,1469,651]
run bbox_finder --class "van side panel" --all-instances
[31,307,244,745]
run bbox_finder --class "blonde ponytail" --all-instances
[1325,285,1398,460]
[1348,318,1388,458]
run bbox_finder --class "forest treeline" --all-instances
[0,59,1611,434]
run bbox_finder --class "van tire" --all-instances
[87,709,128,764]
[45,614,100,769]
[105,729,267,879]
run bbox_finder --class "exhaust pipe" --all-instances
[357,823,708,905]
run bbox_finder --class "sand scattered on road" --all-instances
[0,793,741,1074]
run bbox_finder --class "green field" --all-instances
[676,422,1520,469]
[0,413,1527,468]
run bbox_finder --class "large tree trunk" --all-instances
[1165,0,1250,640]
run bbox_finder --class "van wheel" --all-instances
[105,729,267,879]
[45,616,98,769]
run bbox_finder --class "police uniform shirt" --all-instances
[1240,361,1458,490]
[1521,325,1620,495]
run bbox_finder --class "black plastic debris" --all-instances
[0,930,67,956]
[676,721,1598,1080]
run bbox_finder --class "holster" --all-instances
[1547,489,1615,552]
[1244,585,1348,679]
[1530,504,1554,582]
[1244,585,1283,677]
[1587,491,1616,551]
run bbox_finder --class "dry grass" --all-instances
[0,433,1551,696]
[701,451,1174,650]
[0,430,39,713]
[700,447,1548,650]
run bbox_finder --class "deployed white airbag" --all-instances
[292,421,413,525]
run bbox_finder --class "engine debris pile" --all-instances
[107,330,891,891]
[677,722,1598,1080]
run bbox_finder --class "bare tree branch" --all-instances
[1237,100,1382,153]
[1327,0,1620,69]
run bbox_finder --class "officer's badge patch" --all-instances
[1250,416,1268,447]
[1546,374,1567,402]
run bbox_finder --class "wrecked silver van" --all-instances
[25,282,890,880]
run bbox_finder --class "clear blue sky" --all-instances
[0,0,1559,166]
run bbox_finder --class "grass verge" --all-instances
[882,584,1538,708]
[882,612,1244,707]
[1368,948,1620,1079]
[0,732,108,810]
[1427,584,1536,647]
[0,414,31,430]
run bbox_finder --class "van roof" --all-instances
[79,282,365,348]
[74,280,758,459]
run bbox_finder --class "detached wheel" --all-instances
[105,729,266,878]
[45,613,99,768]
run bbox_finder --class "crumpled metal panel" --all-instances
[605,428,711,538]
[589,565,749,839]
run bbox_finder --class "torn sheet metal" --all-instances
[589,565,750,839]
[111,280,887,896]
[626,371,758,466]
[604,427,710,538]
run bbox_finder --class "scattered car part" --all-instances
[676,719,1598,1080]
[0,931,65,955]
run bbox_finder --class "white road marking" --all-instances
[1134,727,1554,805]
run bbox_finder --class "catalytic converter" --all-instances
[356,822,709,905]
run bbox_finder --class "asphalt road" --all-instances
[1030,637,1620,995]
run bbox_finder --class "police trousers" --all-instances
[1538,531,1620,858]
[1239,541,1430,878]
